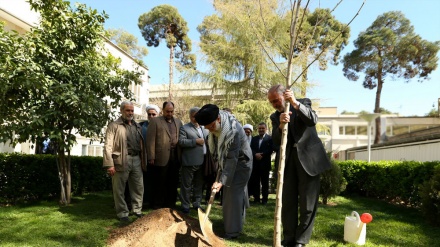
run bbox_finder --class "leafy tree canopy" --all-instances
[184,0,350,103]
[0,0,143,204]
[106,28,148,62]
[342,11,439,143]
[138,4,195,69]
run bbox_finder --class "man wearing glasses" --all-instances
[137,104,160,209]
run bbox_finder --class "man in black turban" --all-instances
[194,104,252,239]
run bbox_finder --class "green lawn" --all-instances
[0,191,438,246]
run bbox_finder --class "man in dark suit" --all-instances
[146,101,183,209]
[248,122,273,204]
[268,85,331,247]
[178,107,209,214]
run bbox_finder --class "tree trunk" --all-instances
[322,196,328,205]
[169,45,174,101]
[273,104,289,247]
[273,2,300,246]
[374,77,383,144]
[57,146,71,206]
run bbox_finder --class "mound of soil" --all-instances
[107,208,226,247]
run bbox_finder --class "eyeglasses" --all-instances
[148,113,156,116]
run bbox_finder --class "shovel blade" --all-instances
[198,207,214,243]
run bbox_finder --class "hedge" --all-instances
[0,153,110,204]
[337,160,440,207]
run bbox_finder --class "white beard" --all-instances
[211,121,221,137]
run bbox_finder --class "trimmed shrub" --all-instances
[419,164,440,226]
[0,153,110,204]
[338,160,439,207]
[320,160,347,204]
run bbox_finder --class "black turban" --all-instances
[195,104,219,125]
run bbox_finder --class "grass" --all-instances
[0,191,438,247]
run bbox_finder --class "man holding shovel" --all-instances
[195,104,252,240]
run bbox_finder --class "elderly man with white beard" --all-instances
[194,104,252,240]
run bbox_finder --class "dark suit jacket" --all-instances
[146,116,183,166]
[250,134,274,172]
[270,98,331,176]
[178,122,209,166]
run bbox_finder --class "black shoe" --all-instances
[134,213,144,218]
[119,216,130,222]
[223,234,238,240]
[181,208,190,214]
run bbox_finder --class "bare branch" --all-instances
[289,0,366,88]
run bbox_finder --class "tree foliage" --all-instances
[278,7,350,96]
[0,0,143,205]
[426,108,439,117]
[233,100,275,129]
[106,28,148,62]
[193,0,286,101]
[187,0,350,104]
[342,11,440,143]
[138,4,196,100]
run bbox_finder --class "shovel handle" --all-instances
[208,188,217,204]
[208,170,222,205]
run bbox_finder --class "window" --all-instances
[339,125,368,136]
[318,125,331,135]
[345,126,356,135]
[392,125,410,136]
[357,126,367,135]
[82,145,103,156]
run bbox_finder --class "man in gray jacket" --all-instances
[103,101,147,223]
[195,104,252,240]
[178,107,209,214]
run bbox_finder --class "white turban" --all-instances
[146,104,160,114]
[243,124,253,132]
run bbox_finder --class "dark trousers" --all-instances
[151,154,180,209]
[143,164,154,207]
[281,148,320,245]
[248,163,270,203]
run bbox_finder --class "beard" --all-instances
[211,121,221,137]
[123,115,133,122]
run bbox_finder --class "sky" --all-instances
[9,0,440,116]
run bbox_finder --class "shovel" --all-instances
[198,170,221,243]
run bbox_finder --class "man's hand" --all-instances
[212,182,223,192]
[196,138,205,145]
[279,111,292,130]
[107,167,115,176]
[284,89,300,110]
[255,153,263,160]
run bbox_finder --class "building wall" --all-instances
[347,140,440,162]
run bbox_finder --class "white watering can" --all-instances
[344,211,366,245]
